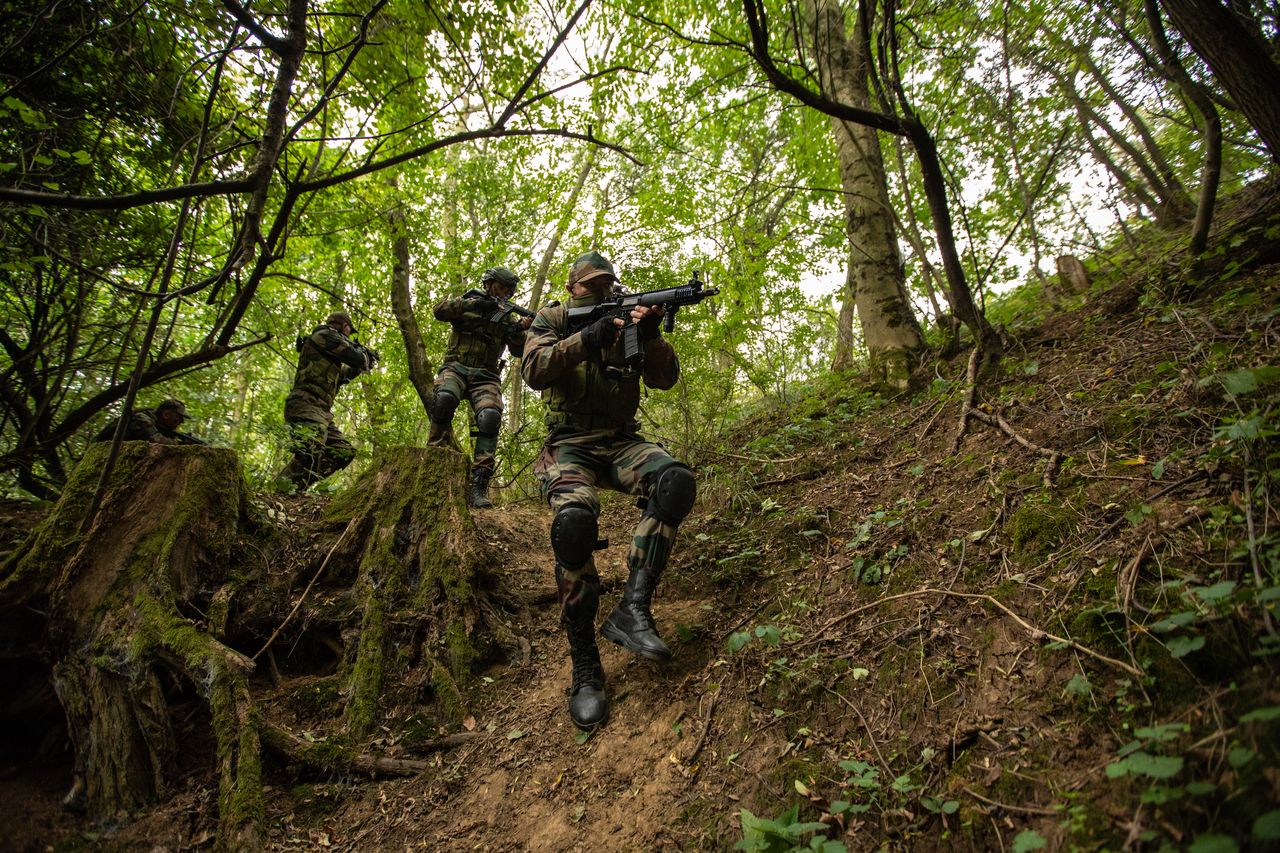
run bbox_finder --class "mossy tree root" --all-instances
[325,447,484,740]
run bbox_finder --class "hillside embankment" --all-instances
[2,199,1279,852]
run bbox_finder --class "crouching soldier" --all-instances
[521,251,696,729]
[429,266,532,508]
[94,398,207,445]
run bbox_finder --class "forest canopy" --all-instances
[0,0,1275,500]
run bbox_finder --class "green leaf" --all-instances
[1253,809,1280,840]
[1240,705,1280,723]
[1151,458,1165,480]
[1011,830,1047,852]
[574,730,592,745]
[1228,746,1254,768]
[506,729,526,740]
[1187,834,1238,853]
[728,631,752,654]
[1064,674,1092,697]
[1133,723,1187,742]
[1167,635,1205,657]
[1140,785,1185,805]
[1186,781,1216,796]
[1192,581,1237,602]
[1218,369,1259,395]
[1149,611,1198,632]
[1110,751,1186,779]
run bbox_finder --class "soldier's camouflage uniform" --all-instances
[523,263,693,728]
[523,298,680,616]
[430,293,527,470]
[279,324,369,491]
[94,402,206,445]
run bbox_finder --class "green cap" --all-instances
[481,266,520,290]
[568,251,617,286]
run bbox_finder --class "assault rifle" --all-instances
[351,339,380,369]
[566,270,718,367]
[463,288,536,324]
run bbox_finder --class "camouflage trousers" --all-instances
[534,428,682,625]
[432,363,503,469]
[283,393,355,484]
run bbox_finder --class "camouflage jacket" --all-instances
[521,293,678,432]
[289,324,369,409]
[434,293,527,373]
[93,410,206,445]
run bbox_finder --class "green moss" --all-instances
[344,596,385,738]
[286,677,341,716]
[1008,497,1078,558]
[444,620,476,683]
[431,660,466,725]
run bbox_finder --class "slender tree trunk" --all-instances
[1160,0,1280,163]
[509,146,596,432]
[1080,52,1191,215]
[1145,0,1222,257]
[387,199,435,416]
[808,0,924,386]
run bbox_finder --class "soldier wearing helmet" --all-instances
[94,398,207,445]
[521,251,695,730]
[275,309,373,492]
[429,265,532,508]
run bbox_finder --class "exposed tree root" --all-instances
[948,344,1063,487]
[260,721,484,778]
[0,443,511,850]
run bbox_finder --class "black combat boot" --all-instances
[600,564,672,661]
[275,457,318,493]
[566,621,608,729]
[468,465,494,508]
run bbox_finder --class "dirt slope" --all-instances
[5,234,1280,851]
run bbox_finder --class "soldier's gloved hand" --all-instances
[582,315,621,355]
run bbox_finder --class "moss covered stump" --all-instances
[0,442,260,849]
[323,446,486,739]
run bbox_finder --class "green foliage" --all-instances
[735,805,845,853]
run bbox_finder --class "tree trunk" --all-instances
[1,443,511,847]
[1159,0,1280,163]
[0,443,261,849]
[1145,0,1222,258]
[808,0,924,388]
[388,200,435,416]
[509,145,596,433]
[322,447,488,739]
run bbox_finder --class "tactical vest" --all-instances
[443,301,516,373]
[290,325,348,408]
[541,298,642,432]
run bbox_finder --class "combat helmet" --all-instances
[481,266,520,291]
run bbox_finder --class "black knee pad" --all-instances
[551,504,598,567]
[475,407,501,437]
[430,390,459,426]
[646,463,696,525]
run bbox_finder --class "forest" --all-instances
[0,0,1278,850]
